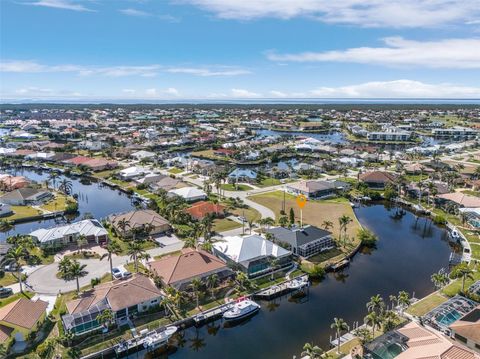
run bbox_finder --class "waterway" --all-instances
[255,129,347,144]
[140,203,451,359]
[0,167,136,242]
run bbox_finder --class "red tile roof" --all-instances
[184,201,226,220]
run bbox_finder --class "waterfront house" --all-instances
[168,187,207,202]
[131,150,156,161]
[449,305,480,352]
[436,193,480,209]
[30,219,109,247]
[0,188,53,206]
[0,298,48,344]
[82,158,118,172]
[0,202,13,217]
[228,168,258,183]
[150,176,183,192]
[359,171,397,189]
[184,201,226,221]
[119,166,149,180]
[286,180,350,199]
[62,274,162,336]
[109,209,171,238]
[266,225,334,258]
[213,234,292,278]
[0,174,29,191]
[148,248,233,290]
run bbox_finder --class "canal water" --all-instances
[146,203,450,359]
[255,129,347,144]
[0,168,136,242]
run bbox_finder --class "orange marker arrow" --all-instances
[296,194,307,208]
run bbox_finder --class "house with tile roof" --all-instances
[0,298,48,344]
[0,187,53,206]
[148,248,233,290]
[29,219,108,247]
[108,209,170,238]
[437,193,480,209]
[62,274,162,336]
[184,201,226,221]
[213,234,292,278]
[359,170,397,189]
[450,305,480,353]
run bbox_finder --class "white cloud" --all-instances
[230,88,261,98]
[182,0,480,28]
[269,90,288,98]
[267,37,480,69]
[119,8,151,17]
[164,87,180,96]
[26,0,94,12]
[143,88,180,98]
[166,67,251,76]
[122,89,136,94]
[15,87,53,94]
[0,60,249,77]
[307,80,480,98]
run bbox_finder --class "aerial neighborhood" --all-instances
[0,105,479,359]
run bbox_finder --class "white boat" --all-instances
[223,299,260,321]
[143,326,178,351]
[287,277,309,290]
[450,229,460,239]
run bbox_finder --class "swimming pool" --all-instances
[436,310,462,326]
[370,343,404,359]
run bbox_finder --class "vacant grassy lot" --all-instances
[230,207,262,222]
[257,177,282,187]
[167,167,184,174]
[40,194,71,212]
[406,292,448,317]
[220,183,253,191]
[7,205,42,220]
[213,218,242,233]
[248,191,361,238]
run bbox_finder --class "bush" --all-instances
[358,228,378,247]
[433,215,446,225]
[65,200,79,214]
[306,264,325,279]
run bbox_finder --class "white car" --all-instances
[112,267,122,279]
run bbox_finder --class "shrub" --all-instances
[433,215,446,225]
[358,228,378,247]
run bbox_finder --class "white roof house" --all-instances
[168,187,206,202]
[131,150,156,161]
[119,166,149,179]
[30,219,108,246]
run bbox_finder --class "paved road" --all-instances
[24,239,183,295]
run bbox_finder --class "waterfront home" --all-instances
[30,219,109,247]
[62,156,92,167]
[148,248,233,290]
[359,171,397,189]
[131,150,156,161]
[367,128,411,142]
[213,234,292,278]
[432,126,478,140]
[449,305,480,352]
[168,187,207,202]
[0,298,48,344]
[0,187,53,206]
[119,166,149,180]
[135,173,165,185]
[109,209,171,238]
[228,168,258,183]
[150,176,183,192]
[437,193,480,209]
[0,174,29,191]
[0,202,13,217]
[184,201,226,221]
[62,274,162,336]
[286,180,349,199]
[82,158,118,172]
[266,225,334,258]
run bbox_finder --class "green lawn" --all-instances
[230,207,262,222]
[6,205,42,220]
[442,270,480,297]
[168,167,184,174]
[213,218,241,232]
[220,183,253,191]
[0,272,18,286]
[0,291,34,308]
[40,194,71,212]
[307,248,344,264]
[257,178,281,187]
[406,292,448,316]
[462,190,480,197]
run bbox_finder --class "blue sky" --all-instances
[1,0,480,101]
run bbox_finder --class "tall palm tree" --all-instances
[48,173,59,190]
[450,263,474,292]
[364,311,381,338]
[116,219,131,238]
[330,317,348,354]
[59,178,73,195]
[431,271,449,290]
[100,240,122,280]
[366,294,385,315]
[6,246,28,293]
[76,234,87,254]
[301,342,324,359]
[96,309,114,329]
[66,260,88,293]
[397,291,410,315]
[127,241,146,272]
[206,274,219,299]
[190,277,203,309]
[322,220,333,231]
[338,215,352,247]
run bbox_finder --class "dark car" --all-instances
[0,286,13,298]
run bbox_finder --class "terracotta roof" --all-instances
[0,298,48,330]
[442,346,478,359]
[64,156,92,165]
[437,193,480,208]
[0,325,13,343]
[149,249,228,285]
[184,201,226,220]
[83,158,117,168]
[359,171,397,183]
[109,209,169,230]
[66,274,161,314]
[450,307,480,343]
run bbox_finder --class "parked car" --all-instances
[4,263,18,272]
[112,267,122,279]
[0,286,13,298]
[121,271,132,280]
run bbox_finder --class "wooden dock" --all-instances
[193,302,233,325]
[331,259,350,271]
[254,274,309,300]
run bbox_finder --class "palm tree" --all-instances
[431,271,449,290]
[127,241,146,272]
[6,245,28,293]
[338,215,352,247]
[366,294,385,315]
[116,219,131,238]
[354,327,372,346]
[330,317,348,354]
[301,342,324,359]
[450,263,474,292]
[183,237,197,249]
[206,274,219,299]
[278,215,288,228]
[96,309,114,329]
[59,178,73,195]
[48,173,59,190]
[263,217,275,229]
[190,277,203,309]
[66,259,88,293]
[100,240,122,280]
[76,234,87,254]
[382,310,399,333]
[322,220,334,231]
[397,291,410,315]
[364,311,381,338]
[247,219,254,234]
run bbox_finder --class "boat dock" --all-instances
[193,302,233,325]
[331,259,350,271]
[254,274,309,300]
